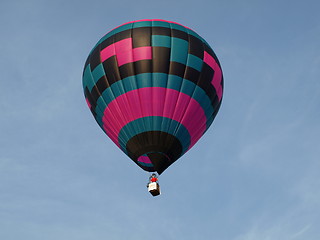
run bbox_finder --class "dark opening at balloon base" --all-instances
[137,152,171,175]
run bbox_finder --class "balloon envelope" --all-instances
[83,19,223,174]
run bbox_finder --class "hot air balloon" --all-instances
[82,19,223,195]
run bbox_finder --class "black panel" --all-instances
[118,62,135,79]
[188,35,204,59]
[102,56,121,85]
[89,47,101,71]
[90,84,102,104]
[95,75,110,93]
[203,44,214,57]
[114,29,132,43]
[199,63,214,85]
[132,27,151,48]
[170,28,189,41]
[152,47,171,73]
[150,26,171,36]
[184,66,201,83]
[183,65,219,106]
[169,61,186,78]
[212,100,222,121]
[134,59,152,75]
[198,63,220,106]
[99,35,115,50]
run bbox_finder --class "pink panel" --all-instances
[100,43,116,62]
[115,38,132,52]
[204,51,223,100]
[100,38,132,63]
[138,155,152,164]
[133,47,152,62]
[172,93,189,122]
[100,39,152,67]
[115,38,133,66]
[139,85,153,116]
[152,87,165,116]
[181,100,207,149]
[162,89,179,119]
[102,87,207,148]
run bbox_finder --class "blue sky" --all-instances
[1,0,320,239]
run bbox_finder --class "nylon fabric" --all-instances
[82,19,223,174]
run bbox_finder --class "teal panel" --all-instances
[82,64,95,91]
[136,73,153,89]
[151,20,171,28]
[96,95,107,110]
[187,54,203,71]
[179,78,195,97]
[109,79,126,98]
[152,35,171,48]
[166,74,183,92]
[93,102,105,130]
[151,73,169,88]
[91,63,105,82]
[170,38,189,64]
[132,21,152,28]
